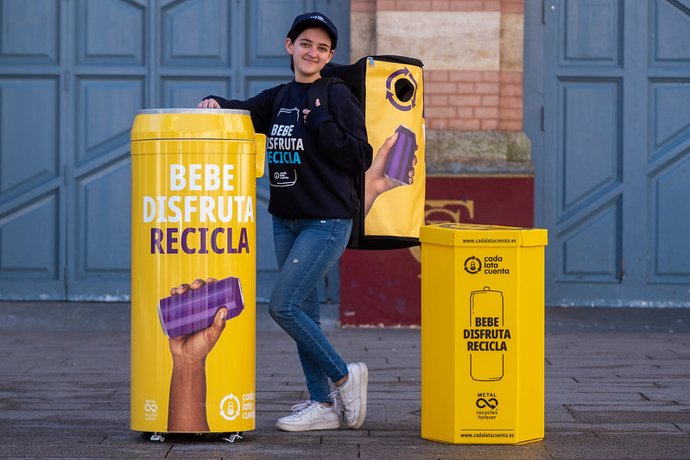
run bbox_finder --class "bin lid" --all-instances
[420,223,548,247]
[131,108,256,141]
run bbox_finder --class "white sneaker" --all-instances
[336,362,368,429]
[289,400,314,412]
[275,401,340,432]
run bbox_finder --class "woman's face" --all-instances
[286,27,334,82]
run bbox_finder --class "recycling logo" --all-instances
[476,397,499,410]
[464,256,482,274]
[385,67,418,111]
[219,393,240,421]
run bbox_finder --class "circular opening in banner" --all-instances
[394,78,415,102]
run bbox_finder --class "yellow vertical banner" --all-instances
[363,57,426,240]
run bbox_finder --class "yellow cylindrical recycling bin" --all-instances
[130,109,265,436]
[420,223,548,444]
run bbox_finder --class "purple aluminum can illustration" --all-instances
[158,276,244,338]
[383,125,417,185]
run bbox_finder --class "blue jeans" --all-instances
[269,217,352,403]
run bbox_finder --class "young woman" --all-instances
[197,12,372,432]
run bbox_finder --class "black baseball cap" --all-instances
[287,12,338,50]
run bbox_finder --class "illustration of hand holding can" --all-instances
[364,125,418,216]
[164,276,244,432]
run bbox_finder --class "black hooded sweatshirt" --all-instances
[207,80,372,219]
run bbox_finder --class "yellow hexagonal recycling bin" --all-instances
[420,223,547,444]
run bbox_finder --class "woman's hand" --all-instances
[197,98,221,109]
[302,98,321,122]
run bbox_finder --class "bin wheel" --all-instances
[221,432,243,443]
[141,432,165,443]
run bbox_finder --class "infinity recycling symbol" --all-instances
[476,397,498,410]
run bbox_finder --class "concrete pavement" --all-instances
[0,302,688,459]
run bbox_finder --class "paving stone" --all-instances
[1,303,689,459]
[567,407,690,423]
[545,432,690,459]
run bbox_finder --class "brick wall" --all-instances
[350,0,528,169]
[425,70,521,131]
